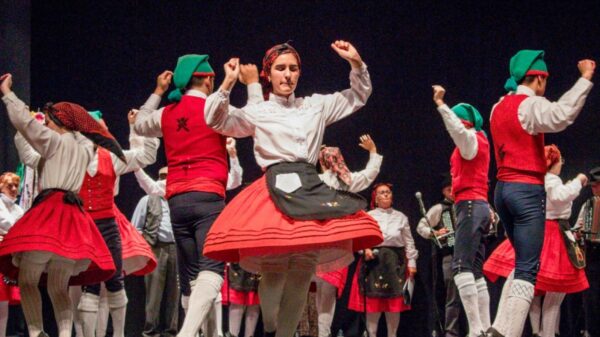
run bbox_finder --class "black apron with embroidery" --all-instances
[266,162,367,220]
[359,246,406,298]
[228,263,260,292]
[558,219,586,269]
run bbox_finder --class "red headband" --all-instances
[260,43,301,100]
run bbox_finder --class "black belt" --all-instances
[31,188,84,212]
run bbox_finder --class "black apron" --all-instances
[558,219,586,269]
[228,263,260,292]
[359,246,406,298]
[266,162,367,220]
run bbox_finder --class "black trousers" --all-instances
[84,217,124,294]
[583,243,600,336]
[168,191,225,296]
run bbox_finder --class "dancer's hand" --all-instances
[331,40,363,69]
[577,173,588,187]
[239,64,259,85]
[220,58,240,92]
[433,228,448,237]
[1,73,13,96]
[128,109,139,125]
[358,134,377,153]
[578,59,596,80]
[432,85,446,107]
[364,248,375,261]
[154,71,173,96]
[226,137,237,158]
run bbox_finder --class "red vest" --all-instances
[161,94,228,199]
[490,94,546,184]
[80,148,116,220]
[450,132,490,202]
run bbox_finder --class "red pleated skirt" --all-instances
[0,273,20,304]
[317,267,348,298]
[0,192,115,285]
[113,205,157,276]
[221,267,260,306]
[483,219,589,293]
[347,259,411,313]
[203,176,383,273]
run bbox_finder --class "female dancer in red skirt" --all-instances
[0,74,119,337]
[315,134,383,337]
[203,41,383,337]
[0,172,24,337]
[483,145,588,337]
[348,183,418,337]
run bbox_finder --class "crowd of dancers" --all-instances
[0,41,597,337]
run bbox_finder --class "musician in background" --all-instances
[432,86,491,337]
[575,167,600,337]
[417,175,463,337]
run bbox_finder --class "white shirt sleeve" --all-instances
[306,63,372,126]
[14,132,41,168]
[0,202,13,234]
[545,173,582,203]
[134,94,164,137]
[112,126,160,176]
[346,152,383,193]
[575,203,587,229]
[518,77,594,135]
[226,156,243,190]
[134,169,166,197]
[437,104,478,160]
[416,204,443,239]
[204,91,257,138]
[400,215,419,268]
[130,195,149,233]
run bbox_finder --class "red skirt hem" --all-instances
[317,267,348,298]
[113,205,157,276]
[483,220,589,293]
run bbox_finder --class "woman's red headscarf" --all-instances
[319,146,352,186]
[370,183,393,210]
[544,144,561,170]
[260,43,301,100]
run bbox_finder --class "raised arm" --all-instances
[433,85,478,160]
[519,59,595,134]
[316,41,372,126]
[347,134,382,193]
[14,132,41,168]
[545,172,586,203]
[225,138,243,190]
[113,110,160,175]
[134,71,173,137]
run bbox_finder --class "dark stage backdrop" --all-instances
[2,1,600,336]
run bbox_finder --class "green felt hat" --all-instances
[88,110,103,121]
[168,54,215,102]
[451,103,483,131]
[504,50,549,92]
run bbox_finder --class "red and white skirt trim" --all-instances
[203,175,383,273]
[484,219,589,293]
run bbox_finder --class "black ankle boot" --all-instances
[485,327,505,337]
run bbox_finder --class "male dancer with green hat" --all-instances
[487,51,595,337]
[134,55,262,337]
[432,85,491,337]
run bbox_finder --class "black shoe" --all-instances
[484,328,504,337]
[264,331,276,337]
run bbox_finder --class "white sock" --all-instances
[541,292,565,337]
[69,286,84,337]
[107,289,128,337]
[177,271,224,337]
[454,273,483,336]
[215,292,223,337]
[529,296,542,335]
[18,260,45,337]
[275,269,314,337]
[258,272,287,333]
[244,305,260,337]
[47,260,76,337]
[494,279,535,337]
[0,301,8,337]
[78,292,100,337]
[384,312,400,337]
[316,279,336,337]
[366,312,381,337]
[475,277,491,330]
[96,286,109,337]
[228,304,245,336]
[492,271,514,332]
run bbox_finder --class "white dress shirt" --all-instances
[367,207,418,268]
[204,64,372,169]
[437,104,478,160]
[0,194,24,235]
[4,92,93,192]
[318,152,382,193]
[490,77,593,135]
[545,173,582,220]
[416,203,445,240]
